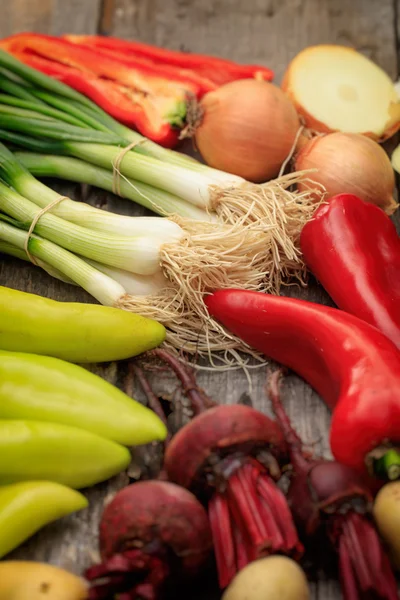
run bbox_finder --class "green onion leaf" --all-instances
[0,49,95,108]
[16,152,212,221]
[0,94,90,128]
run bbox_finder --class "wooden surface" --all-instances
[0,1,399,598]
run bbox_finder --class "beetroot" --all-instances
[268,369,398,600]
[153,349,303,589]
[86,480,213,599]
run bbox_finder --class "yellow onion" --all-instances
[193,79,301,182]
[282,45,400,142]
[295,132,398,214]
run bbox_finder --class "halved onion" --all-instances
[282,45,400,142]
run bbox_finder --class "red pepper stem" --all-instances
[152,349,215,415]
[335,512,398,600]
[373,449,400,481]
[267,370,311,472]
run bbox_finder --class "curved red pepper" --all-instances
[65,36,218,97]
[0,33,203,147]
[7,50,179,147]
[205,290,400,478]
[300,194,400,349]
[65,35,274,87]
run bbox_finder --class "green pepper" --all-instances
[0,285,165,363]
[0,420,131,489]
[0,481,87,558]
[0,349,167,445]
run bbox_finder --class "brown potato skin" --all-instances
[0,561,88,600]
[373,482,400,570]
[222,556,310,600]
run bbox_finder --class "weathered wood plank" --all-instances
[0,2,398,599]
[112,0,397,79]
[99,0,118,35]
[52,0,102,35]
[0,0,53,37]
[0,0,102,38]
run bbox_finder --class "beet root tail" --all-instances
[208,461,303,588]
[334,512,398,600]
[86,550,169,600]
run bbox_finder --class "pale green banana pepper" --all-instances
[0,285,165,362]
[0,481,87,559]
[0,420,131,489]
[0,349,167,445]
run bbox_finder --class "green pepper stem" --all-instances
[373,449,400,481]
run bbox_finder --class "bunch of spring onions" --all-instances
[0,49,322,359]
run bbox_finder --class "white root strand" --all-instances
[117,171,325,363]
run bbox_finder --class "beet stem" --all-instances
[256,472,303,556]
[245,463,284,550]
[268,369,311,473]
[336,513,399,600]
[153,349,214,415]
[227,465,270,552]
[208,461,302,588]
[131,364,171,441]
[232,519,252,573]
[338,536,360,600]
[208,492,237,589]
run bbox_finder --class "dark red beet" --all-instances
[268,370,398,600]
[86,481,213,599]
[152,350,303,589]
[165,404,287,489]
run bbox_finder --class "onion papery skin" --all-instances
[194,80,301,183]
[295,132,397,215]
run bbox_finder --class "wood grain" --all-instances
[0,0,102,38]
[111,0,397,80]
[52,0,102,35]
[0,2,399,599]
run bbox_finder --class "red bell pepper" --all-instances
[205,290,400,482]
[65,34,274,87]
[0,33,205,146]
[300,194,400,350]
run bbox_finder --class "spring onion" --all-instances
[0,238,77,285]
[0,178,171,275]
[0,234,168,297]
[0,48,318,221]
[0,217,125,306]
[0,94,92,127]
[12,152,212,222]
[0,49,323,358]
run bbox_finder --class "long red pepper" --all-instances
[64,34,274,87]
[0,33,203,146]
[66,37,220,96]
[205,290,400,482]
[300,194,400,350]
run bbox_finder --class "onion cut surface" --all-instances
[282,45,400,141]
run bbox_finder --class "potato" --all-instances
[373,481,400,569]
[0,561,88,600]
[222,556,310,600]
